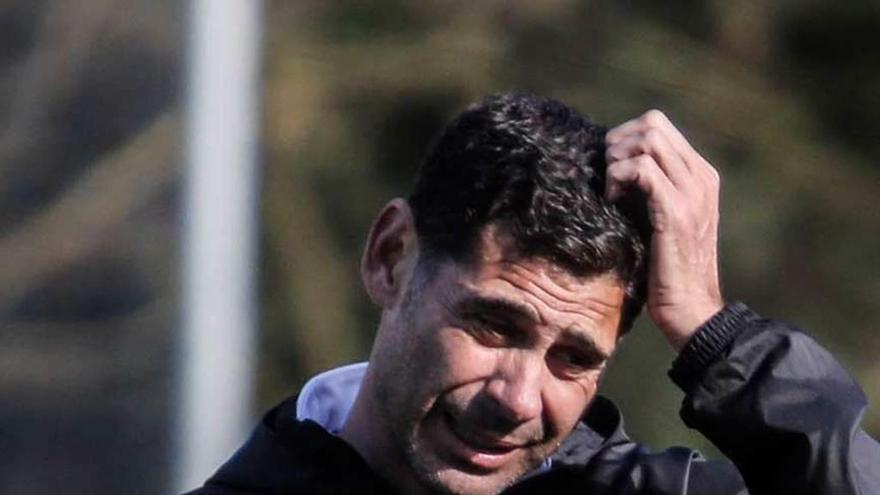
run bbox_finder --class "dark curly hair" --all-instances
[408,92,651,332]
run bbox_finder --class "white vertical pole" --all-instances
[176,0,262,492]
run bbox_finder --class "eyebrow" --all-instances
[454,294,541,325]
[453,294,611,361]
[560,328,611,362]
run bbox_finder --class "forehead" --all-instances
[432,226,626,348]
[464,224,624,292]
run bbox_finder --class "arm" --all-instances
[605,112,880,494]
[670,302,880,495]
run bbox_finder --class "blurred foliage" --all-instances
[0,1,181,493]
[260,0,880,459]
[2,1,878,493]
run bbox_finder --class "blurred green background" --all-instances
[1,1,878,493]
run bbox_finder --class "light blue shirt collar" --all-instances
[295,361,552,475]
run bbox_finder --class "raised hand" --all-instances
[605,110,724,351]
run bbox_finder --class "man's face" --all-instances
[369,227,625,495]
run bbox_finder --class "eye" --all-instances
[548,346,604,378]
[462,316,515,347]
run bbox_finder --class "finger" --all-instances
[609,110,722,195]
[605,155,676,227]
[605,116,645,145]
[605,129,692,188]
[607,110,699,171]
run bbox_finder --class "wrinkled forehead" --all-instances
[462,224,624,288]
[413,223,626,308]
[424,227,625,337]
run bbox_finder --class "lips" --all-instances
[444,411,522,453]
[435,409,530,472]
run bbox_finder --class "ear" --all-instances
[361,198,420,308]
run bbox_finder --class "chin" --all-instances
[418,466,522,495]
[403,407,542,495]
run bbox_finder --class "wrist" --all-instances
[656,300,725,352]
[668,302,759,391]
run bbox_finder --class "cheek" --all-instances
[433,328,500,389]
[388,320,499,413]
[544,377,598,435]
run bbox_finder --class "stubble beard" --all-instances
[392,399,552,495]
[400,417,521,495]
[372,322,512,494]
[376,263,553,494]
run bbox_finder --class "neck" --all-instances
[339,370,430,495]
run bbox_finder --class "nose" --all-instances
[485,352,544,424]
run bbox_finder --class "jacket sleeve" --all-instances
[669,302,880,495]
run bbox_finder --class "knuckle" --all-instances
[643,128,664,149]
[642,109,667,127]
[606,162,627,180]
[634,154,654,170]
[606,145,626,161]
[605,131,619,145]
[651,205,675,232]
[707,167,721,185]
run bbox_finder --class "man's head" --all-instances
[351,93,650,495]
[408,92,649,330]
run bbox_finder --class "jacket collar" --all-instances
[295,361,633,468]
[206,362,633,493]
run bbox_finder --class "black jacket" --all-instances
[187,303,880,494]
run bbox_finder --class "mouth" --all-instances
[437,409,522,471]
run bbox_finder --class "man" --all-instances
[189,93,880,494]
